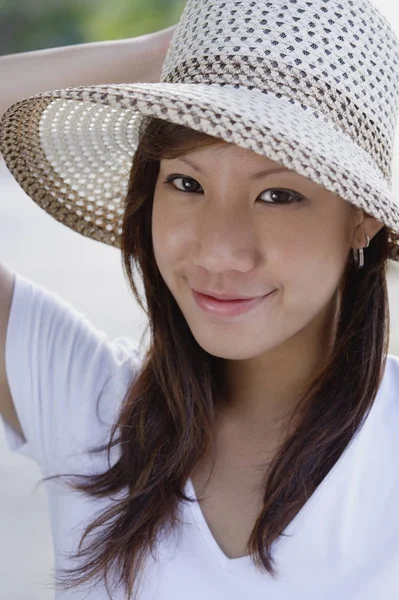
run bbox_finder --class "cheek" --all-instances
[279,218,349,308]
[283,204,350,265]
[152,200,193,272]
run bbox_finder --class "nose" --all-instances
[191,202,257,273]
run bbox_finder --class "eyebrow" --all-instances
[177,156,289,180]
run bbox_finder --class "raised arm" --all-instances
[0,263,20,437]
[0,24,176,120]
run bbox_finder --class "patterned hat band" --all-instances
[1,0,399,261]
[165,56,392,182]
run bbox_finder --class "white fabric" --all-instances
[1,272,399,599]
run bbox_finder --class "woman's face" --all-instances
[151,142,380,360]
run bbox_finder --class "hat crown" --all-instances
[160,0,399,183]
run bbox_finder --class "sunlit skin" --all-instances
[151,143,385,438]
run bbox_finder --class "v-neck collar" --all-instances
[183,361,389,571]
[185,438,352,572]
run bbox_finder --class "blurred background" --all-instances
[0,0,399,598]
[0,0,185,55]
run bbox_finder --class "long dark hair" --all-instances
[40,116,390,599]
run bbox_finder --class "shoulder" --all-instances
[371,353,399,436]
[382,353,399,392]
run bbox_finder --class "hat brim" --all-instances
[1,81,399,260]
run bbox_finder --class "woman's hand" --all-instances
[0,24,177,120]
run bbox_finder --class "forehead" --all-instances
[163,142,283,170]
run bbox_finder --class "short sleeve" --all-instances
[0,273,143,472]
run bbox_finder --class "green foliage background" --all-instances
[0,0,185,55]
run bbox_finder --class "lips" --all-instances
[192,289,276,317]
[192,287,265,301]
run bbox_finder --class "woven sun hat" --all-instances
[1,0,399,261]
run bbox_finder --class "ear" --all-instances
[350,208,385,248]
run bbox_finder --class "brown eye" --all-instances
[164,175,203,193]
[164,177,305,206]
[259,188,305,205]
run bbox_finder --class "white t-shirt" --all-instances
[1,272,399,599]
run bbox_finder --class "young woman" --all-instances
[1,1,399,599]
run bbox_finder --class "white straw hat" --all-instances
[1,0,399,260]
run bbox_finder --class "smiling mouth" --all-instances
[192,289,277,317]
[191,286,271,301]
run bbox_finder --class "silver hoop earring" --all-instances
[353,234,370,269]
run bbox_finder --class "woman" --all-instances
[1,1,399,599]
